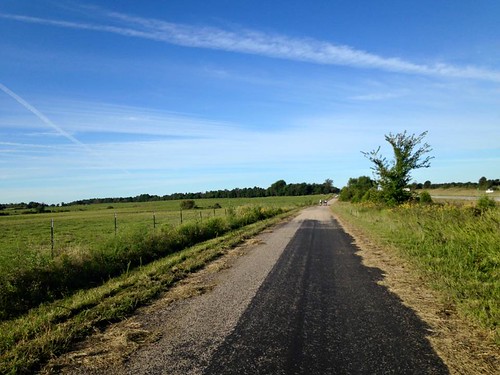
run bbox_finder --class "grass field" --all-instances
[422,187,500,199]
[0,196,319,271]
[331,200,499,343]
[1,201,216,283]
[0,208,299,374]
[0,195,323,321]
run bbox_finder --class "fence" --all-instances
[1,207,228,261]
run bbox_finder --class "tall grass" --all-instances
[331,201,499,338]
[0,205,286,320]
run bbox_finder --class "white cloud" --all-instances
[350,91,408,101]
[2,11,500,82]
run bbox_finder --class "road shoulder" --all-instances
[331,207,499,375]
[43,209,315,374]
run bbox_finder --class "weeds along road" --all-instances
[57,205,449,374]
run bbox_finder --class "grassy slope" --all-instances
[0,196,320,264]
[0,209,298,374]
[331,201,499,343]
[2,198,326,320]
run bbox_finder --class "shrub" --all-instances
[419,191,433,204]
[362,188,384,203]
[180,200,196,210]
[477,195,496,212]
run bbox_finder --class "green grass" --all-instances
[331,201,499,343]
[0,209,297,374]
[0,196,319,273]
[0,196,323,320]
[0,197,319,261]
[421,187,500,198]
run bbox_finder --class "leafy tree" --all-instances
[362,131,433,205]
[323,179,334,194]
[267,180,287,196]
[338,176,376,202]
[478,176,493,190]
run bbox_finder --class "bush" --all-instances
[419,191,433,204]
[362,188,384,203]
[180,200,196,210]
[477,195,496,212]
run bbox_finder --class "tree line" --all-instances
[410,178,499,191]
[1,179,339,211]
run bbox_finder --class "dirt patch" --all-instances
[331,210,499,375]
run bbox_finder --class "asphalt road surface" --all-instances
[203,214,449,374]
[74,206,449,375]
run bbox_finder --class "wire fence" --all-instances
[1,208,228,261]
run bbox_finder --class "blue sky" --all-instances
[1,1,499,204]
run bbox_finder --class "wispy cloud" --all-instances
[350,91,408,101]
[0,83,131,174]
[0,82,91,149]
[42,101,239,140]
[2,11,500,82]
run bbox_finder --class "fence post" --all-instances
[180,209,183,224]
[153,212,156,229]
[114,213,117,236]
[199,211,202,222]
[51,218,54,258]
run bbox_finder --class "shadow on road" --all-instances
[205,219,449,374]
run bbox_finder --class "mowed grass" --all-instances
[331,201,500,342]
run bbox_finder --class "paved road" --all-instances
[66,207,449,374]
[203,215,448,374]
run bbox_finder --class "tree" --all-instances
[478,176,493,190]
[322,179,334,194]
[267,180,287,196]
[362,131,433,205]
[338,176,376,202]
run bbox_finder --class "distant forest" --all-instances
[410,177,499,190]
[65,179,338,206]
[1,179,338,209]
[2,177,498,211]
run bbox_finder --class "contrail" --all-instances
[0,82,90,150]
[0,82,131,174]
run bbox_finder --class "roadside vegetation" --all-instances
[0,209,300,374]
[0,196,322,320]
[336,130,499,345]
[0,195,324,373]
[331,199,499,343]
